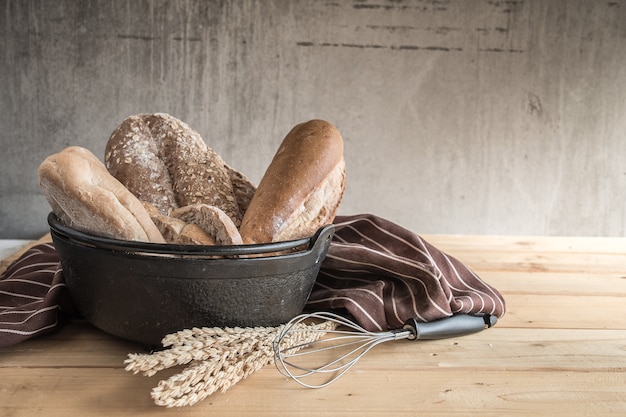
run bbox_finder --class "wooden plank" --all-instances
[0,233,52,275]
[423,234,626,254]
[424,235,626,274]
[268,370,626,417]
[477,270,626,296]
[445,250,626,274]
[1,367,624,416]
[495,293,626,330]
[0,320,140,368]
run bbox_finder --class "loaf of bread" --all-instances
[38,146,166,243]
[239,119,346,244]
[104,116,178,215]
[143,202,222,245]
[225,165,257,222]
[177,223,218,245]
[105,113,253,226]
[171,204,243,245]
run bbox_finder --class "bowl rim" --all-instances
[47,212,333,257]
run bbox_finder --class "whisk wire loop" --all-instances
[273,311,414,389]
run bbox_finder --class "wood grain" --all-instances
[1,234,625,416]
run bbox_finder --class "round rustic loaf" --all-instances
[105,113,254,227]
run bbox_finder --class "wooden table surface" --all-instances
[1,234,625,416]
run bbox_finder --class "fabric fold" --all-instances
[0,242,74,347]
[306,214,506,331]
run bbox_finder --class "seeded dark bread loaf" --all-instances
[105,113,253,226]
[38,146,166,243]
[239,119,346,244]
[105,116,177,215]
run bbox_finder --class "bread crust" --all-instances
[171,204,243,245]
[105,113,251,226]
[38,146,166,243]
[177,223,217,245]
[239,119,345,243]
[142,202,187,243]
[105,116,178,215]
[225,164,256,221]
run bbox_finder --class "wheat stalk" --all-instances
[124,320,336,407]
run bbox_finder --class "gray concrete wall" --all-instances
[1,0,625,239]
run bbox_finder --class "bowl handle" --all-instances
[308,224,335,264]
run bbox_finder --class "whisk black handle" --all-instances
[403,314,497,340]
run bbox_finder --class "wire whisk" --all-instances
[273,311,496,388]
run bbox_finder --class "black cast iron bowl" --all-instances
[47,213,334,347]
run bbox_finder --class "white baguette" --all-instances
[38,146,166,243]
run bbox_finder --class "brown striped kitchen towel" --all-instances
[306,214,506,331]
[0,242,74,347]
[0,214,504,346]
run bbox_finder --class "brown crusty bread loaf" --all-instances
[239,119,346,244]
[105,113,253,226]
[105,116,178,215]
[143,201,220,245]
[177,223,218,245]
[225,165,257,222]
[171,204,243,246]
[38,146,166,243]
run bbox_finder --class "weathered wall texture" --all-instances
[1,0,625,238]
